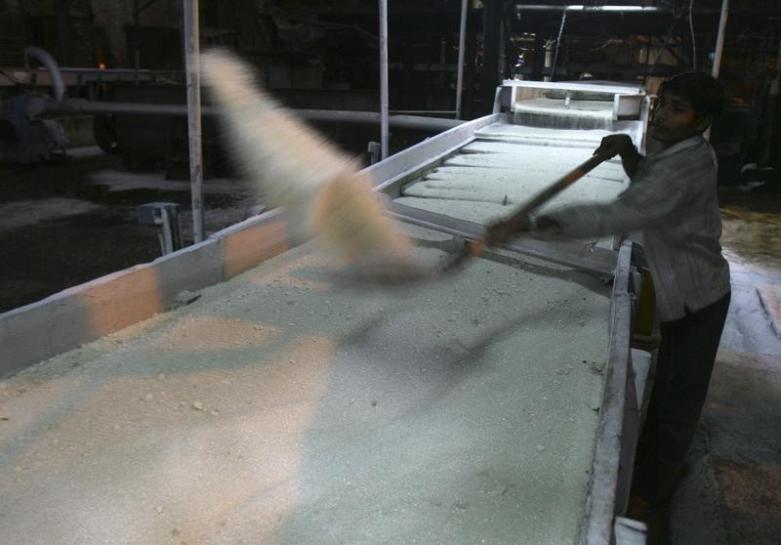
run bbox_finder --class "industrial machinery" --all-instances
[0,81,653,545]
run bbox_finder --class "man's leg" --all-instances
[653,292,731,500]
[632,291,731,504]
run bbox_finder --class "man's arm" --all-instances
[538,160,690,239]
[485,133,644,245]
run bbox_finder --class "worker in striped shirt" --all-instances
[487,71,731,530]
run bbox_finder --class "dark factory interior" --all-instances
[0,2,779,545]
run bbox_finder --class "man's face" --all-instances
[650,91,709,145]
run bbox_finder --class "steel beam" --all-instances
[581,241,634,545]
[455,0,468,119]
[711,0,730,78]
[183,0,205,243]
[480,0,504,115]
[379,0,390,159]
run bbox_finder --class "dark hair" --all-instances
[659,72,725,116]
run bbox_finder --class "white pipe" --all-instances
[47,99,463,130]
[24,46,66,101]
[183,0,205,243]
[379,0,389,160]
[711,0,729,78]
[455,0,468,119]
[516,5,664,12]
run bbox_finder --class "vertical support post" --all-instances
[379,0,390,160]
[455,0,468,119]
[183,0,205,243]
[704,0,728,142]
[759,40,781,167]
[711,0,729,78]
[532,32,545,81]
[550,10,567,82]
[480,0,503,114]
[367,141,381,165]
[56,0,71,65]
[133,0,142,75]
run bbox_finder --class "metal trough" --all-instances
[0,106,652,545]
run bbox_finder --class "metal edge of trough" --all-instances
[0,110,637,542]
[579,240,636,545]
[0,208,293,377]
[0,114,499,377]
[389,202,617,276]
[369,112,506,197]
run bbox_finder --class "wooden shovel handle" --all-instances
[467,152,612,258]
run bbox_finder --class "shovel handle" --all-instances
[504,152,612,226]
[465,152,611,258]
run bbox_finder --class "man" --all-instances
[487,72,731,530]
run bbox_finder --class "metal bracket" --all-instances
[138,202,183,255]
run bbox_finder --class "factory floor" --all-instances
[0,147,257,313]
[670,190,781,545]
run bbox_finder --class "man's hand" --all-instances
[485,216,530,246]
[485,215,563,246]
[594,134,635,159]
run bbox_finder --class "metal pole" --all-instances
[550,10,568,82]
[56,0,71,65]
[758,39,781,167]
[455,0,468,119]
[183,0,205,243]
[46,99,465,130]
[480,0,503,114]
[379,0,390,160]
[711,0,729,78]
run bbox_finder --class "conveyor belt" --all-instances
[396,123,629,230]
[0,235,611,545]
[0,108,646,545]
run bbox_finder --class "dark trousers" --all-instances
[632,291,731,504]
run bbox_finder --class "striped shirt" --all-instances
[543,135,731,322]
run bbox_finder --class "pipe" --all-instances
[47,98,463,131]
[379,0,389,160]
[183,0,204,243]
[515,4,664,12]
[24,46,66,101]
[390,110,457,115]
[711,0,729,78]
[55,0,70,65]
[550,10,568,82]
[689,0,697,71]
[455,0,468,119]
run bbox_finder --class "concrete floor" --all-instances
[0,147,257,312]
[671,193,781,545]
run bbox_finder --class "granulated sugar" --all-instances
[0,240,611,545]
[397,123,629,228]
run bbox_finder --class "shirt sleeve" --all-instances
[539,160,691,239]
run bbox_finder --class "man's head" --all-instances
[651,72,725,145]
